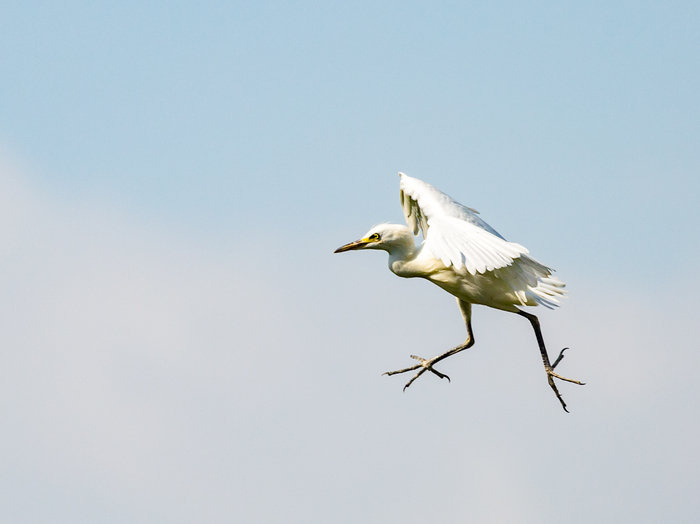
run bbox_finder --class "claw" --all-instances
[402,367,428,391]
[385,355,451,390]
[551,347,568,369]
[546,366,585,413]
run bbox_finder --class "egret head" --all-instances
[334,223,414,254]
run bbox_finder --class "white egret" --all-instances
[335,173,584,411]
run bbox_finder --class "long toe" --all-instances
[385,355,452,389]
[409,355,450,381]
[551,347,569,369]
[545,367,586,412]
[383,355,431,377]
[428,366,450,381]
[403,367,429,391]
[383,363,422,376]
[548,369,586,386]
[547,374,569,413]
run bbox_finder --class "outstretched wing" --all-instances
[399,172,504,239]
[399,173,528,275]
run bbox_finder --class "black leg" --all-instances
[517,310,585,412]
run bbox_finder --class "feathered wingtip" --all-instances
[528,275,568,309]
[496,256,568,309]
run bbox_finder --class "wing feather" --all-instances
[398,173,528,275]
[399,172,504,239]
[398,172,568,305]
[495,256,567,308]
[424,216,528,275]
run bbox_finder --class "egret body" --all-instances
[335,173,584,411]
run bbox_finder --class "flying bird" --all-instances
[334,173,584,411]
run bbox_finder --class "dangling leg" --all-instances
[384,299,475,391]
[517,310,585,412]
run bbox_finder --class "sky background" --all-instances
[1,1,699,522]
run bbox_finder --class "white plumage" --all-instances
[335,172,584,411]
[400,172,565,308]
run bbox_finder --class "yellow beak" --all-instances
[334,239,370,253]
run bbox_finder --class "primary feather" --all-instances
[399,172,502,238]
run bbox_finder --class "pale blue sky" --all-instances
[1,2,699,523]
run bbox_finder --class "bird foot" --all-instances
[545,349,585,413]
[383,355,451,391]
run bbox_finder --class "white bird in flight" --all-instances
[335,172,584,411]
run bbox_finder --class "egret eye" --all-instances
[369,233,381,241]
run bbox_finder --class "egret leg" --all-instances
[516,310,585,412]
[384,300,474,391]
